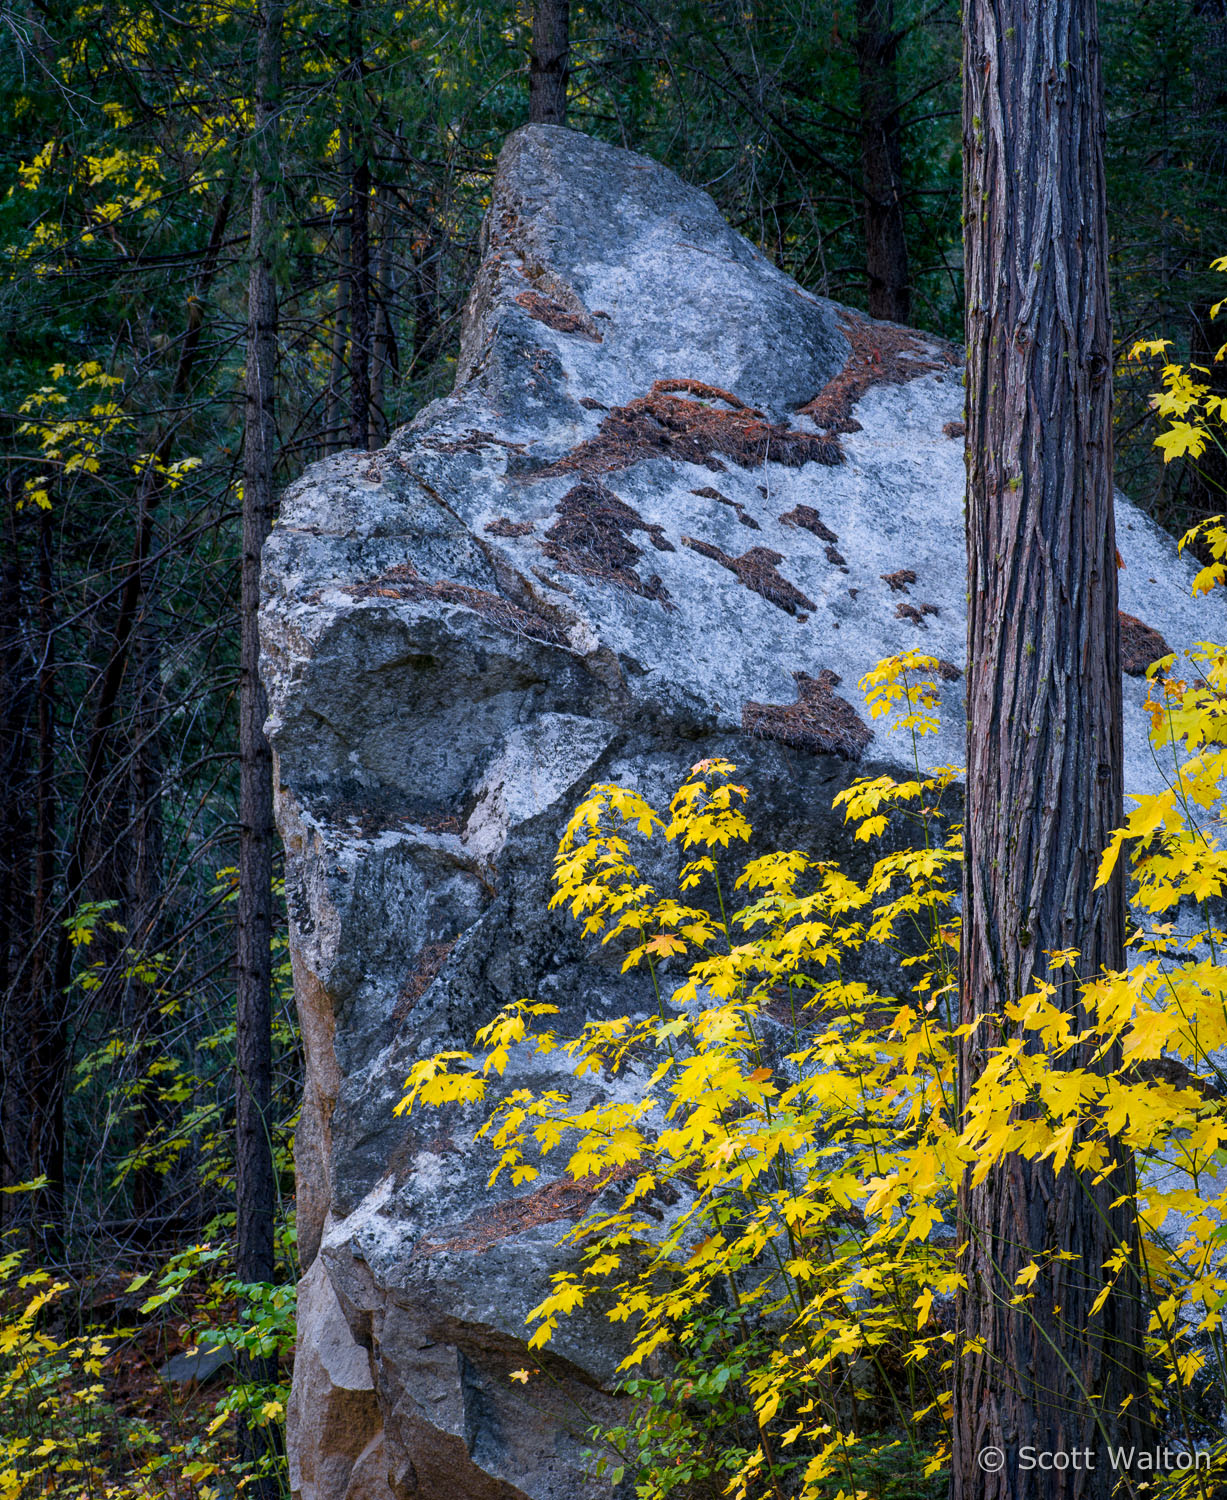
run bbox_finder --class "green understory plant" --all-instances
[0,1217,295,1499]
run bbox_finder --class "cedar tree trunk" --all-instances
[954,0,1146,1494]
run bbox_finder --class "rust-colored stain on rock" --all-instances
[542,481,675,606]
[743,669,873,758]
[799,311,955,434]
[394,939,458,1022]
[779,504,839,544]
[896,600,940,627]
[682,537,817,616]
[533,380,843,479]
[344,562,569,647]
[418,1172,626,1257]
[1119,611,1172,675]
[485,516,535,537]
[514,288,603,342]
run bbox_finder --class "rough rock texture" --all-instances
[287,1261,386,1500]
[262,126,1227,1500]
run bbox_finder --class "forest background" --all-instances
[0,0,1225,1492]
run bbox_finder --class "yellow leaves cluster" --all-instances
[17,141,58,191]
[401,586,1227,1493]
[16,361,132,509]
[1128,257,1227,471]
[17,131,171,238]
[0,1231,293,1500]
[858,650,949,737]
[401,682,968,1495]
[13,362,203,515]
[0,1259,136,1500]
[1180,516,1227,599]
[1098,644,1227,916]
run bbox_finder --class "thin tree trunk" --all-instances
[1186,0,1227,516]
[346,0,371,449]
[369,184,396,447]
[347,156,371,449]
[237,0,282,1482]
[529,0,570,124]
[129,541,165,1237]
[324,256,349,454]
[30,506,62,1254]
[0,483,34,1215]
[953,0,1146,1492]
[411,218,439,371]
[854,0,910,323]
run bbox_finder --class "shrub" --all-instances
[0,1237,293,1499]
[402,599,1227,1497]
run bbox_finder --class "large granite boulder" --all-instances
[262,124,1225,1500]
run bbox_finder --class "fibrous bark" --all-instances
[955,0,1146,1494]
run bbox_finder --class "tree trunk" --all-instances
[345,0,371,450]
[1186,0,1227,517]
[854,0,910,324]
[0,483,34,1217]
[324,256,349,454]
[411,218,439,372]
[237,0,281,1488]
[529,0,569,125]
[369,184,396,448]
[31,506,64,1256]
[954,0,1146,1493]
[347,154,371,449]
[129,536,165,1238]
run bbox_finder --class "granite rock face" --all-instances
[262,125,1226,1500]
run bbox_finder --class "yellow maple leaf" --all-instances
[1129,338,1173,359]
[1154,422,1209,462]
[645,933,686,957]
